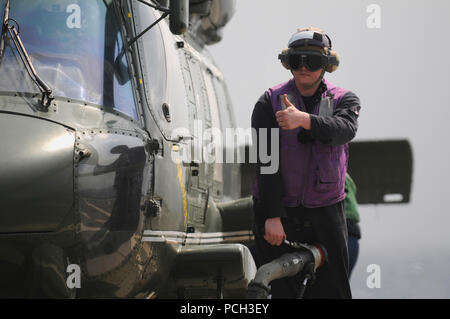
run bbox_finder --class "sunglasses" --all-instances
[288,52,327,72]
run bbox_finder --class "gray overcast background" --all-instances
[209,0,450,298]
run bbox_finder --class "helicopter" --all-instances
[0,0,256,298]
[0,0,413,298]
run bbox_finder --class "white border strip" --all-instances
[142,230,254,245]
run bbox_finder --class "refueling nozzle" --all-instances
[247,242,327,299]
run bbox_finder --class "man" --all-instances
[344,173,361,278]
[251,27,360,298]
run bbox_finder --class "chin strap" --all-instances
[314,69,326,86]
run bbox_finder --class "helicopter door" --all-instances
[203,69,224,200]
[179,50,213,229]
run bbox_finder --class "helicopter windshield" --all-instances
[0,0,137,119]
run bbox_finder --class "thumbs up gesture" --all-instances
[275,94,311,130]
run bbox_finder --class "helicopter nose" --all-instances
[0,113,75,233]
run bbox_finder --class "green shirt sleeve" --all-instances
[344,173,360,222]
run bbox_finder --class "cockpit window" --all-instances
[0,0,137,119]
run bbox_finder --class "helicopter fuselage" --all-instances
[0,0,253,298]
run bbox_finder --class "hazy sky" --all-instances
[209,0,450,298]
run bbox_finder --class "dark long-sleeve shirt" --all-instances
[251,79,361,222]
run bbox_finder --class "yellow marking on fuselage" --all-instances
[176,160,188,226]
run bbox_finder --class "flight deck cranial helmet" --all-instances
[278,27,340,73]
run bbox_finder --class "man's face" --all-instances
[288,46,326,90]
[291,66,324,89]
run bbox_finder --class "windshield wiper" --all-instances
[0,0,10,63]
[1,1,54,108]
[114,0,169,69]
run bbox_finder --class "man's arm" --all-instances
[309,91,361,145]
[252,92,286,246]
[275,91,360,146]
[251,92,284,220]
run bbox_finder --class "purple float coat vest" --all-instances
[253,78,349,208]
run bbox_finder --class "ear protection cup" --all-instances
[325,50,339,73]
[280,48,291,70]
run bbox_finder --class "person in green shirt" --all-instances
[344,173,361,277]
